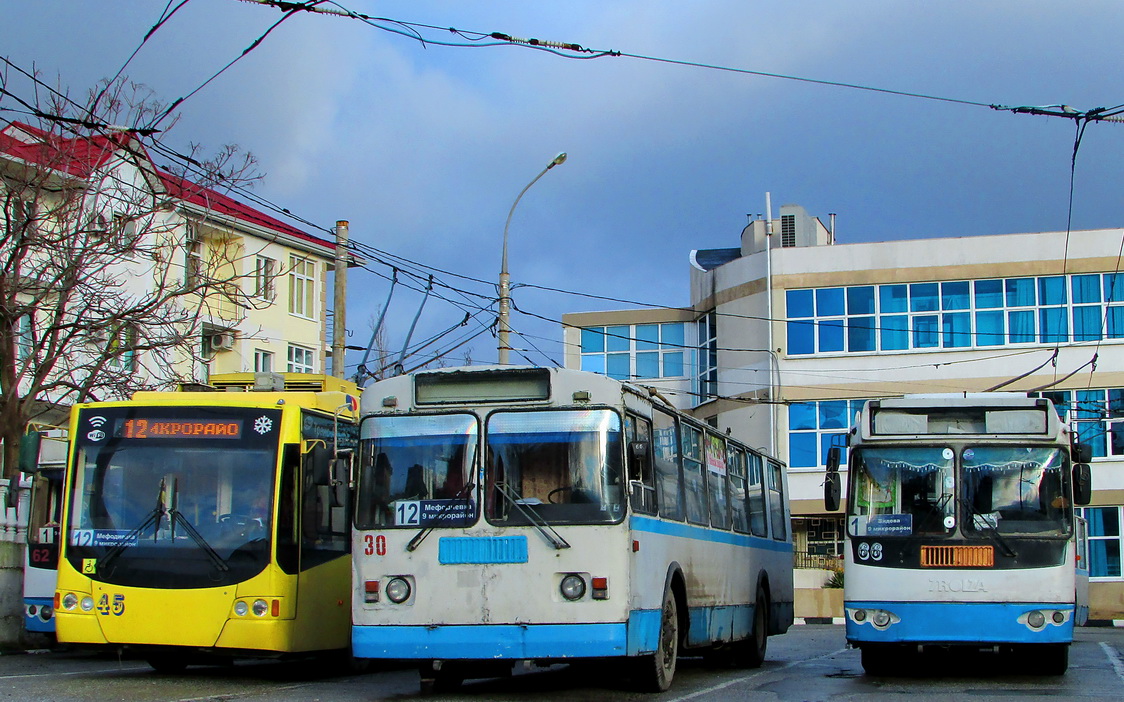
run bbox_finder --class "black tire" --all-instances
[633,588,679,692]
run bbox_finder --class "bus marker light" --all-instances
[560,574,586,601]
[386,578,411,604]
[632,540,640,553]
[592,577,608,600]
[234,601,249,617]
[54,593,60,610]
[272,600,280,617]
[365,580,380,603]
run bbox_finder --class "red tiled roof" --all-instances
[1,121,335,252]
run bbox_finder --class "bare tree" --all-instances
[0,78,277,478]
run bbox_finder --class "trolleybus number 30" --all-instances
[363,534,387,556]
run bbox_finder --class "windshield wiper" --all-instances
[957,494,1016,558]
[406,482,476,552]
[494,482,570,550]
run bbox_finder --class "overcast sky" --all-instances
[5,1,1124,377]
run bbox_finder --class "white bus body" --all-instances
[833,394,1090,675]
[352,366,793,692]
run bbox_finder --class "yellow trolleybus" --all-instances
[55,373,358,671]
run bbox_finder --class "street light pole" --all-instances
[497,152,567,365]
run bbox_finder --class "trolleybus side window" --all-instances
[276,444,300,574]
[707,433,730,529]
[652,408,683,521]
[625,415,657,515]
[746,452,768,537]
[682,424,709,525]
[768,459,787,540]
[727,446,750,533]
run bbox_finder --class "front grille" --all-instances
[920,544,994,568]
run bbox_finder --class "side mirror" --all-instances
[826,446,841,474]
[1073,463,1092,506]
[330,457,350,507]
[629,440,650,479]
[18,430,42,474]
[825,472,841,512]
[307,444,332,485]
[1073,443,1093,464]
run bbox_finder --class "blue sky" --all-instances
[5,1,1124,375]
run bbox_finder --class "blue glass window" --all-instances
[787,320,815,355]
[819,401,849,430]
[816,288,844,317]
[606,326,630,352]
[635,324,659,351]
[1074,306,1103,342]
[1109,307,1124,339]
[1038,276,1067,306]
[663,352,684,377]
[974,279,1003,309]
[913,315,938,348]
[661,323,685,347]
[1039,307,1068,343]
[581,355,605,374]
[821,434,846,465]
[942,312,971,347]
[818,319,844,353]
[581,327,605,353]
[1073,275,1102,304]
[941,281,970,310]
[787,289,814,318]
[635,352,659,378]
[789,403,817,431]
[606,353,630,380]
[789,433,817,468]
[910,283,939,312]
[880,285,908,314]
[1006,278,1036,307]
[847,286,875,315]
[1105,274,1124,303]
[975,310,1004,346]
[847,316,875,352]
[1008,310,1035,343]
[880,315,908,350]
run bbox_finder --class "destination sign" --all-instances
[114,418,243,440]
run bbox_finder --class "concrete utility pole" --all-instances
[333,220,349,378]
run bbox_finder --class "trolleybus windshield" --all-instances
[66,406,281,588]
[355,413,479,529]
[848,446,955,537]
[485,408,624,526]
[961,446,1071,537]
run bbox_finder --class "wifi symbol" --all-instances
[89,416,107,428]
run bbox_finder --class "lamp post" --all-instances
[497,152,567,365]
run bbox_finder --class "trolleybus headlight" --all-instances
[560,574,586,601]
[1052,610,1066,624]
[61,593,78,611]
[1027,610,1046,629]
[852,608,867,623]
[80,596,95,612]
[234,601,249,617]
[39,606,52,622]
[872,611,891,628]
[385,578,411,604]
[252,599,269,617]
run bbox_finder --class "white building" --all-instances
[563,203,1124,620]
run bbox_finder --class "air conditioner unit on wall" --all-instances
[210,332,236,351]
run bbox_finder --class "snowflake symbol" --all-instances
[253,416,273,435]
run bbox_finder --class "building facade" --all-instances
[563,203,1124,619]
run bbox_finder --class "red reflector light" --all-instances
[632,540,639,553]
[364,580,380,603]
[592,576,609,600]
[271,599,280,617]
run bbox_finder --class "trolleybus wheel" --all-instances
[743,588,770,668]
[634,588,678,692]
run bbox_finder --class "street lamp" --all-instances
[497,152,567,365]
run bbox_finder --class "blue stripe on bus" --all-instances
[354,603,759,660]
[845,600,1075,645]
[438,535,529,564]
[630,515,794,552]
